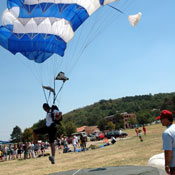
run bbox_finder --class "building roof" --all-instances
[76,126,100,134]
[76,126,86,132]
[104,114,115,119]
[85,126,100,134]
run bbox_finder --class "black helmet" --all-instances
[43,103,50,110]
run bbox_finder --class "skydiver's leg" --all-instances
[50,142,55,157]
[48,124,57,164]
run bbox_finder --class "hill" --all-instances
[63,92,175,127]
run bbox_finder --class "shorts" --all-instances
[33,124,57,143]
[17,150,22,154]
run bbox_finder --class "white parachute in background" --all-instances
[128,12,142,27]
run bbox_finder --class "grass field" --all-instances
[0,123,165,175]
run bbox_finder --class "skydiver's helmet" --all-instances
[43,103,50,111]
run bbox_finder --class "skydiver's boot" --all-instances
[49,156,55,164]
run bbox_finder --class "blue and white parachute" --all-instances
[0,0,119,63]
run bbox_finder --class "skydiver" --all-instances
[33,103,62,164]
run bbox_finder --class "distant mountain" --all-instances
[0,140,9,144]
[63,92,175,127]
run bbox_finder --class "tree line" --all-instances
[10,92,175,142]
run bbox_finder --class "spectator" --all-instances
[0,149,3,161]
[156,110,175,175]
[143,125,146,135]
[72,136,77,152]
[63,136,69,153]
[34,142,39,156]
[13,144,17,160]
[23,142,29,159]
[2,144,7,161]
[31,142,35,158]
[138,129,143,142]
[17,142,23,159]
[80,134,86,151]
[104,137,110,146]
[60,135,65,151]
[57,137,61,150]
[111,136,116,144]
[41,142,45,156]
[135,128,139,136]
[8,144,12,160]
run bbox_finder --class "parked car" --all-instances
[105,130,128,139]
[88,134,96,141]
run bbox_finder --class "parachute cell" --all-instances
[0,0,119,63]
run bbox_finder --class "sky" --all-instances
[0,0,175,141]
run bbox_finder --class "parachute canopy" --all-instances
[128,12,142,27]
[0,0,119,63]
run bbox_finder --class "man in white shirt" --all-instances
[156,110,175,175]
[72,135,77,152]
[33,103,62,164]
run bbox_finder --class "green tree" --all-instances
[137,111,151,124]
[22,128,33,142]
[56,123,66,138]
[10,126,22,143]
[161,98,170,110]
[106,121,115,130]
[65,121,76,137]
[98,118,107,131]
[128,118,137,128]
[172,95,175,110]
[113,113,124,129]
[32,119,47,141]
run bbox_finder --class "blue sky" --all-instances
[0,0,175,140]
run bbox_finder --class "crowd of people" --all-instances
[0,141,49,161]
[57,134,87,153]
[0,134,88,162]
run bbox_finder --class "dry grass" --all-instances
[0,123,165,175]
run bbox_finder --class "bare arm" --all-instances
[164,150,172,174]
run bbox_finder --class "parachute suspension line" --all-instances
[78,8,109,52]
[75,0,132,67]
[53,76,56,104]
[107,5,124,14]
[85,3,123,47]
[77,3,118,54]
[84,0,134,48]
[48,91,52,103]
[53,82,65,105]
[71,7,113,60]
[66,9,105,76]
[42,87,49,104]
[13,53,43,88]
[64,18,87,76]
